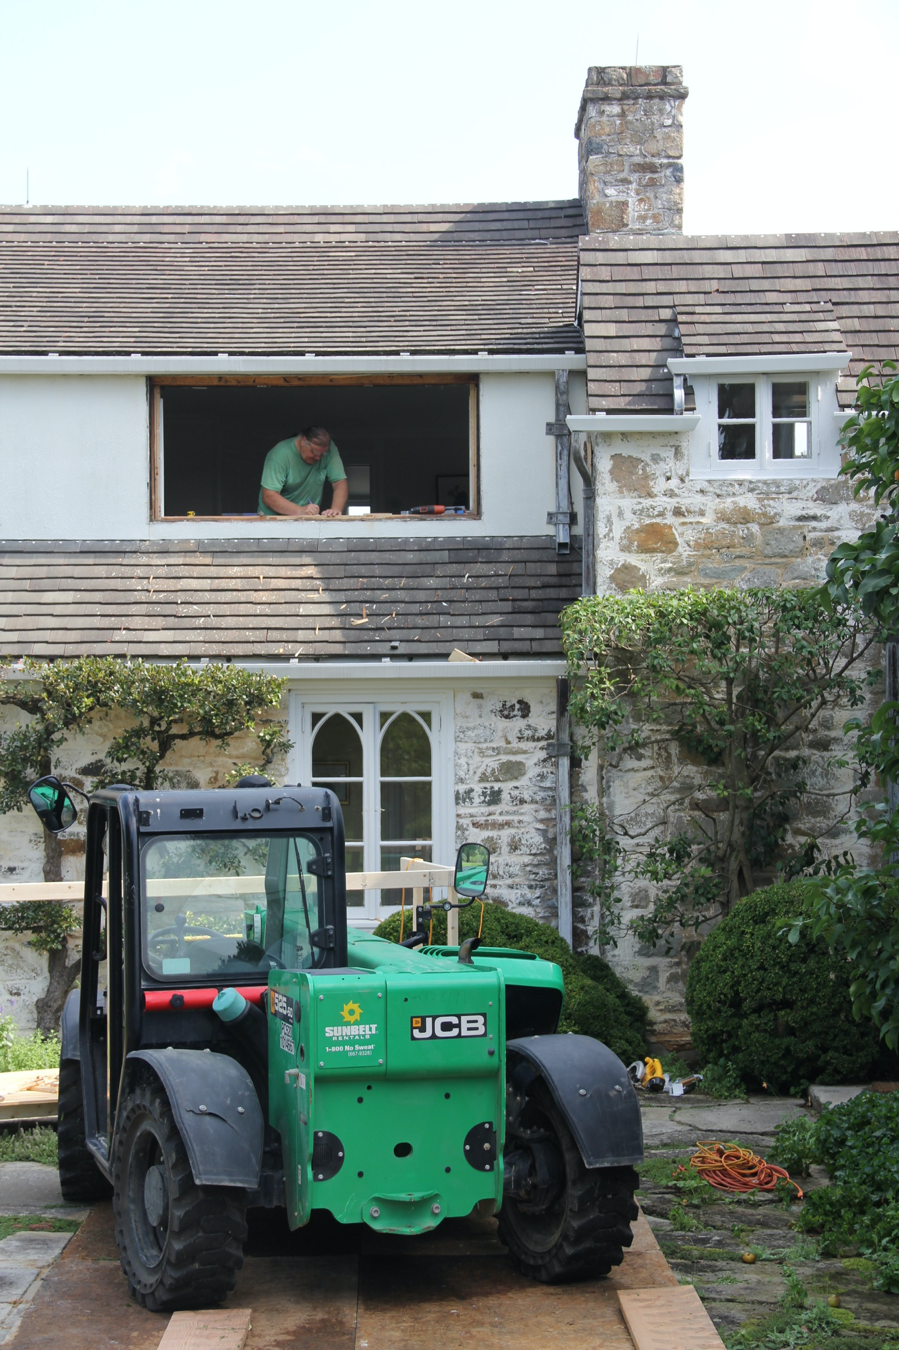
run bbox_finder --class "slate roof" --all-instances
[578,232,899,410]
[0,537,580,660]
[0,203,585,357]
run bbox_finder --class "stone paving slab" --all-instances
[0,1229,73,1345]
[809,1083,870,1112]
[0,1167,63,1212]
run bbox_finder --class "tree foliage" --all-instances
[799,364,899,1049]
[561,588,875,949]
[0,657,289,1032]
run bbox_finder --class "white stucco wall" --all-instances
[0,376,150,538]
[0,371,586,543]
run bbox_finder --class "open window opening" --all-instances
[151,377,477,521]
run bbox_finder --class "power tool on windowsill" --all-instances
[400,505,467,515]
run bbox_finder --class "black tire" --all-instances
[498,1080,639,1283]
[112,1080,247,1312]
[57,1057,113,1203]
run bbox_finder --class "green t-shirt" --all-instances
[258,437,347,515]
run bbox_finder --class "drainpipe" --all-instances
[552,676,573,948]
[570,435,595,597]
[546,370,576,553]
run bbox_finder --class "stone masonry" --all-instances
[575,66,687,234]
[577,428,881,1049]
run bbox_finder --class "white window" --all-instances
[290,695,453,928]
[671,355,848,481]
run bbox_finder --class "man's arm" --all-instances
[321,479,348,518]
[261,488,320,518]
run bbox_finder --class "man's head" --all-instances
[296,426,331,464]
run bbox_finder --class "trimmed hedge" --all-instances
[685,880,884,1091]
[372,901,648,1064]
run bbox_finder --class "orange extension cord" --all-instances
[684,1141,804,1200]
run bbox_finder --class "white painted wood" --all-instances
[0,355,586,376]
[567,414,701,432]
[688,373,842,480]
[669,353,849,375]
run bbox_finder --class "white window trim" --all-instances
[687,372,844,480]
[288,687,454,930]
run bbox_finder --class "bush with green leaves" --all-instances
[792,1090,899,1292]
[373,901,648,1064]
[685,881,883,1092]
[0,1016,60,1073]
[805,364,899,1050]
[561,587,874,951]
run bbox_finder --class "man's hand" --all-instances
[322,479,349,518]
[300,503,320,516]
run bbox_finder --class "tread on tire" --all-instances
[498,1079,639,1284]
[57,1057,113,1203]
[112,1080,247,1312]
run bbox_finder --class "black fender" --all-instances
[127,1049,264,1189]
[61,989,79,1060]
[506,1034,643,1169]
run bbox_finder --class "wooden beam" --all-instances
[151,374,475,388]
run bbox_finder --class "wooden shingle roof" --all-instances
[0,203,585,357]
[0,537,580,660]
[579,232,899,410]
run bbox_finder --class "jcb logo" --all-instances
[410,1014,486,1041]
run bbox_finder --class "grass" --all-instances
[0,1127,58,1167]
[0,1215,80,1241]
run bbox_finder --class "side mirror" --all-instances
[454,842,490,898]
[28,776,78,833]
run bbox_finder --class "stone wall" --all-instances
[575,428,881,1049]
[453,681,559,921]
[575,66,687,235]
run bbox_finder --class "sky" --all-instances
[0,0,896,235]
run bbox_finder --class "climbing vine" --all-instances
[561,587,875,951]
[796,364,899,1049]
[0,657,290,1031]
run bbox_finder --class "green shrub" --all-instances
[770,1115,819,1177]
[0,1016,60,1073]
[373,901,648,1064]
[685,880,883,1092]
[0,1127,59,1167]
[794,1091,899,1293]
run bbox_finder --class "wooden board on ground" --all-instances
[618,1285,725,1350]
[156,1309,252,1350]
[0,1068,59,1121]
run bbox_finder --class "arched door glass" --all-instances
[311,711,365,906]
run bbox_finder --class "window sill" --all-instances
[154,513,481,523]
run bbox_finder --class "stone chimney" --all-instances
[575,66,688,234]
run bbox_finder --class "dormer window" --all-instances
[668,354,849,480]
[717,378,812,465]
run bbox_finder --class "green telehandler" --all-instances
[28,773,642,1311]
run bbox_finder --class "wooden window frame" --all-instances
[149,374,480,523]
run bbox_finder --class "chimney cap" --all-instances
[575,66,688,139]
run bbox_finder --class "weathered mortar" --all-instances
[577,429,882,1049]
[575,66,688,234]
[453,683,558,921]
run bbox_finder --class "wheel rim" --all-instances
[503,1102,568,1254]
[125,1117,171,1270]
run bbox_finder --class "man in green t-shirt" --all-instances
[258,425,348,517]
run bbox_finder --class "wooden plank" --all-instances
[0,1068,59,1121]
[150,383,163,522]
[617,1286,725,1350]
[0,869,455,903]
[469,380,480,514]
[446,885,460,946]
[156,1308,252,1350]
